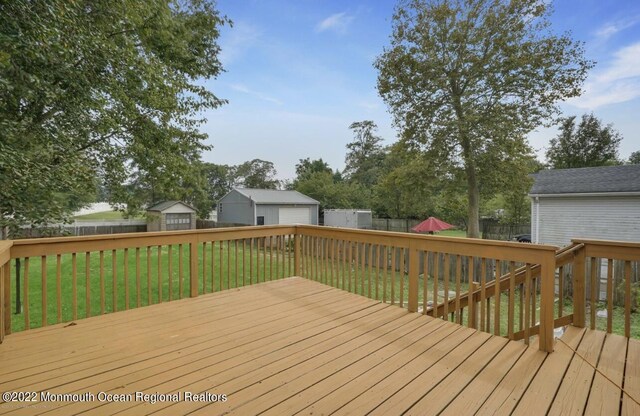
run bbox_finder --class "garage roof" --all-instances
[234,188,319,204]
[147,200,196,212]
[530,164,640,195]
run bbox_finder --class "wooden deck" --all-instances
[0,277,638,415]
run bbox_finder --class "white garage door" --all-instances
[278,207,311,225]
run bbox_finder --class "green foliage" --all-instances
[233,159,280,189]
[0,0,228,236]
[546,113,623,169]
[375,0,592,237]
[629,151,640,165]
[345,121,387,188]
[294,171,370,214]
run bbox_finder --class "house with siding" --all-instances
[217,188,319,226]
[530,164,640,246]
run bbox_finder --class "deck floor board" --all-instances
[0,277,638,416]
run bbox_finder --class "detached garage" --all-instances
[217,188,319,226]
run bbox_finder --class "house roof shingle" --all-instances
[530,164,640,195]
[234,188,319,204]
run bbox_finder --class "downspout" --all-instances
[251,197,257,225]
[535,196,540,244]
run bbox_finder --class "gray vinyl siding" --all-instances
[532,196,640,247]
[218,190,254,225]
[257,204,319,225]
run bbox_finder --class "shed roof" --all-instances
[147,200,196,212]
[234,188,319,204]
[530,164,640,195]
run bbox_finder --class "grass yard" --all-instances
[74,211,144,220]
[9,240,293,331]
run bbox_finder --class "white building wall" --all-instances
[533,195,640,247]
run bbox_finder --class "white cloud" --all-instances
[595,15,640,40]
[229,83,283,106]
[568,42,640,109]
[315,12,354,34]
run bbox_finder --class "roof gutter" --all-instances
[529,191,640,198]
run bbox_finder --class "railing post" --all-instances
[189,239,199,298]
[3,262,10,336]
[0,263,4,343]
[294,231,301,277]
[468,281,479,329]
[572,246,586,328]
[408,243,419,313]
[539,252,556,353]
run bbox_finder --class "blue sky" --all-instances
[201,0,640,180]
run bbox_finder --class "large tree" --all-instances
[345,121,387,188]
[375,0,592,237]
[0,0,228,236]
[546,113,622,169]
[629,151,640,165]
[233,159,280,189]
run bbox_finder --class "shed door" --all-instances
[278,207,311,225]
[166,213,191,231]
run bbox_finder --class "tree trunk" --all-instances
[465,162,481,238]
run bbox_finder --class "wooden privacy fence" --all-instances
[1,225,640,354]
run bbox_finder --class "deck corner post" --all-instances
[572,245,586,328]
[294,232,301,277]
[538,252,556,353]
[408,243,419,313]
[3,261,10,337]
[189,240,198,298]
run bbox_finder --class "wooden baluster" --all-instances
[400,248,406,307]
[468,259,476,329]
[531,276,537,328]
[124,248,129,309]
[433,253,440,318]
[41,255,47,327]
[227,240,232,287]
[508,261,515,339]
[288,235,293,276]
[519,281,524,332]
[606,259,613,333]
[235,239,239,286]
[86,252,91,317]
[573,247,586,327]
[157,246,162,302]
[423,252,429,315]
[100,250,105,314]
[390,246,396,304]
[558,265,564,318]
[524,264,532,345]
[220,239,224,288]
[243,239,246,285]
[480,258,486,331]
[361,243,367,296]
[590,257,597,330]
[24,258,30,330]
[167,246,172,301]
[368,243,373,299]
[250,238,254,283]
[330,239,335,286]
[202,242,207,294]
[382,245,388,303]
[178,244,183,298]
[376,245,381,300]
[56,254,62,323]
[72,253,77,320]
[262,237,266,282]
[146,247,151,305]
[494,259,501,336]
[112,250,117,312]
[443,254,450,319]
[455,255,462,324]
[136,248,141,307]
[268,237,273,282]
[625,260,631,338]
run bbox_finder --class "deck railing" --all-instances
[1,225,639,353]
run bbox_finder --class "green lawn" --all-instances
[9,241,293,331]
[438,229,468,238]
[74,211,143,220]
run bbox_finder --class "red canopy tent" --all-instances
[411,217,454,234]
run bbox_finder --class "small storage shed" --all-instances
[530,164,640,246]
[217,188,319,226]
[146,201,197,232]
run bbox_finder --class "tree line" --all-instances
[1,0,638,239]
